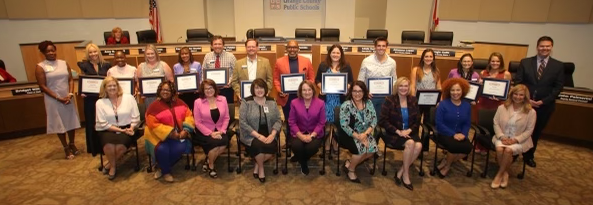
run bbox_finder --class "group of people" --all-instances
[34,35,563,189]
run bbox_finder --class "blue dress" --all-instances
[324,69,341,123]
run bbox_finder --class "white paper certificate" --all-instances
[322,73,347,94]
[417,91,441,106]
[367,77,392,96]
[204,69,228,85]
[118,79,134,95]
[241,81,252,99]
[176,74,198,92]
[281,74,305,93]
[465,83,480,101]
[140,78,163,96]
[482,79,509,97]
[80,78,102,94]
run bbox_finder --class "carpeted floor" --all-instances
[1,128,592,205]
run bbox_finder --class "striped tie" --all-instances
[537,59,546,80]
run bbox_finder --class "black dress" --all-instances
[193,108,229,154]
[247,106,278,158]
[77,61,111,156]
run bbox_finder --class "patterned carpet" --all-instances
[0,128,592,205]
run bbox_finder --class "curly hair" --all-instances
[156,81,178,101]
[441,78,470,99]
[38,40,56,53]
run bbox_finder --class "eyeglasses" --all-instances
[204,87,214,91]
[352,90,363,94]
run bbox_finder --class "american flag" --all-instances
[149,0,162,42]
[430,0,439,31]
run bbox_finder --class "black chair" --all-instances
[429,31,454,46]
[246,29,254,39]
[473,58,489,74]
[320,28,340,42]
[563,62,575,87]
[295,28,316,41]
[103,31,130,44]
[401,31,425,44]
[508,61,520,85]
[468,109,527,179]
[376,123,428,177]
[366,29,388,39]
[186,28,213,43]
[333,107,377,177]
[253,28,276,39]
[282,122,331,175]
[136,30,158,43]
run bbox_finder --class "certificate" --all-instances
[174,73,199,93]
[117,78,135,95]
[416,90,442,106]
[241,81,252,99]
[367,77,392,96]
[78,75,104,96]
[465,82,481,101]
[322,73,348,94]
[139,77,164,96]
[281,73,305,93]
[204,68,228,86]
[482,78,510,100]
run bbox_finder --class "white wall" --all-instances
[263,0,326,38]
[385,0,432,44]
[159,0,206,43]
[325,0,355,42]
[206,0,235,37]
[439,20,593,89]
[0,18,149,82]
[233,0,264,41]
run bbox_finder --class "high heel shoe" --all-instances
[258,176,266,183]
[400,175,413,191]
[108,169,117,181]
[102,162,111,175]
[69,143,80,155]
[63,146,74,160]
[500,173,509,188]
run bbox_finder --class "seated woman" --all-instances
[193,79,230,178]
[379,77,422,190]
[239,78,282,183]
[339,81,378,183]
[491,84,535,189]
[435,78,472,178]
[95,77,140,180]
[107,51,136,79]
[106,27,129,45]
[0,59,17,83]
[288,81,326,175]
[144,81,195,182]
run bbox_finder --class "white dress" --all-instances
[494,109,523,155]
[38,60,81,134]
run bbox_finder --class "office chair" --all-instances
[401,31,425,44]
[103,31,130,44]
[253,28,276,39]
[320,28,340,42]
[186,28,213,43]
[136,30,158,44]
[366,29,388,40]
[376,123,428,177]
[333,107,377,177]
[246,29,255,39]
[563,62,575,87]
[282,121,331,175]
[468,109,528,179]
[508,61,520,85]
[295,28,316,41]
[429,31,454,46]
[473,59,489,74]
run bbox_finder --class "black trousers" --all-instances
[219,87,235,103]
[523,104,555,160]
[419,105,432,124]
[83,96,99,156]
[290,137,323,162]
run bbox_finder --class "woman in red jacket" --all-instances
[0,60,17,83]
[106,27,130,45]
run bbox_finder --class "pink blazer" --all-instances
[492,104,536,152]
[193,95,230,135]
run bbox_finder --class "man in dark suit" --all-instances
[514,36,564,167]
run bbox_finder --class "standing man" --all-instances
[203,35,237,103]
[358,37,397,115]
[231,39,273,100]
[515,36,564,168]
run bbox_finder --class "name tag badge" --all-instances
[242,65,248,69]
[153,68,160,72]
[263,106,269,113]
[190,68,197,73]
[209,60,215,64]
[44,65,55,73]
[471,78,478,82]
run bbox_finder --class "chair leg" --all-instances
[467,139,477,177]
[147,153,153,173]
[381,145,387,176]
[320,138,326,175]
[273,139,279,175]
[185,153,190,170]
[430,139,439,176]
[98,153,104,171]
[236,138,242,174]
[328,134,334,160]
[336,141,341,176]
[418,150,425,176]
[227,139,232,173]
[518,160,526,179]
[371,151,376,175]
[481,149,490,178]
[282,141,289,175]
[134,143,140,172]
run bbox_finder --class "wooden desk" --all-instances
[461,41,528,63]
[543,87,593,142]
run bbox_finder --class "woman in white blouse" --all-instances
[95,76,140,180]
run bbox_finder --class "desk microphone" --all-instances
[177,36,183,43]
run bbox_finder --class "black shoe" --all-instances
[347,171,361,183]
[290,157,299,163]
[525,159,536,168]
[300,162,310,175]
[253,173,258,179]
[394,175,402,185]
[259,177,266,183]
[436,169,446,179]
[400,176,413,191]
[207,166,218,178]
[108,170,117,181]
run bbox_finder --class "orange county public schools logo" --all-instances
[270,0,281,10]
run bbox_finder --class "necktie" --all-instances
[215,55,220,68]
[537,59,546,80]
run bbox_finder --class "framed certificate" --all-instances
[481,78,510,100]
[117,78,135,95]
[281,73,305,93]
[174,73,199,93]
[241,81,252,99]
[204,68,229,86]
[416,90,442,106]
[465,81,481,101]
[321,73,348,94]
[78,75,104,96]
[367,77,392,96]
[139,77,164,96]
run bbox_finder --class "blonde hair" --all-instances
[85,43,105,64]
[393,77,410,96]
[144,44,160,63]
[504,84,532,113]
[99,76,123,98]
[111,27,122,38]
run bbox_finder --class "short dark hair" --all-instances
[456,53,475,81]
[156,81,178,101]
[537,36,554,46]
[38,40,56,53]
[325,44,347,71]
[346,80,369,102]
[199,79,219,98]
[0,59,5,70]
[177,47,194,65]
[250,78,268,97]
[245,38,258,46]
[373,37,389,46]
[211,35,224,45]
[297,81,317,99]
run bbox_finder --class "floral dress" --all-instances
[339,100,378,154]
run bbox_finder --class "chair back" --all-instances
[473,58,489,74]
[429,31,453,46]
[103,31,130,44]
[477,109,496,137]
[333,106,347,139]
[320,28,340,41]
[508,61,520,84]
[136,30,158,43]
[228,103,236,124]
[253,28,275,39]
[366,29,388,39]
[295,28,316,41]
[563,62,575,87]
[401,30,425,44]
[186,28,212,42]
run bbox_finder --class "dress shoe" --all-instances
[259,177,266,183]
[525,159,536,168]
[163,174,174,182]
[300,162,310,175]
[400,176,413,191]
[490,180,501,189]
[253,173,259,179]
[500,173,509,188]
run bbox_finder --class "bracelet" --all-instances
[68,93,74,97]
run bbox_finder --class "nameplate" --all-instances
[138,48,167,54]
[258,45,272,51]
[11,88,41,96]
[100,49,130,56]
[433,50,456,57]
[299,45,312,51]
[175,47,202,53]
[357,47,375,53]
[224,46,237,52]
[326,46,352,53]
[390,48,417,55]
[557,93,593,104]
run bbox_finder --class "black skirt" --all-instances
[381,133,421,150]
[193,129,228,154]
[246,124,277,158]
[98,129,133,149]
[438,134,472,154]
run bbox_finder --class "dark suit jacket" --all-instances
[378,95,421,137]
[77,61,111,76]
[514,56,564,106]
